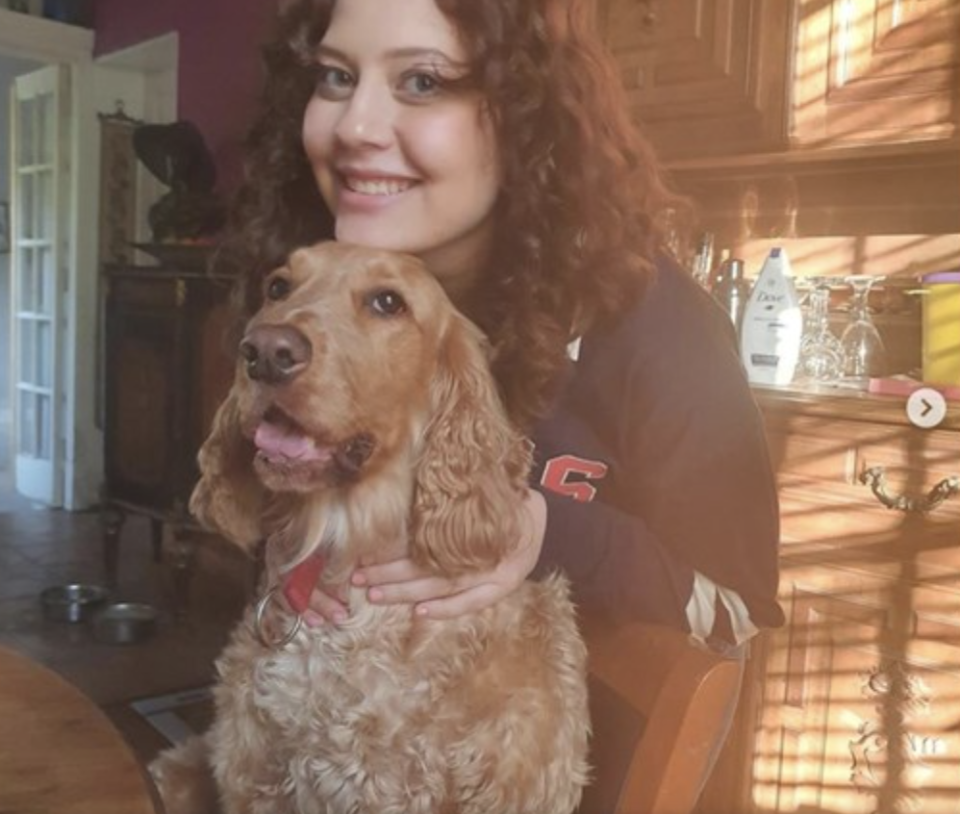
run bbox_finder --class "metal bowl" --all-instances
[93,602,159,645]
[40,583,109,623]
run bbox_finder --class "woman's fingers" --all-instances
[304,586,348,627]
[414,581,505,620]
[352,557,423,588]
[366,573,464,605]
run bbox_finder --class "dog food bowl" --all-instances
[93,602,159,645]
[40,583,109,623]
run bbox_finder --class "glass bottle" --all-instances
[691,232,715,289]
[712,257,750,336]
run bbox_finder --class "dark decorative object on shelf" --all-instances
[133,121,226,244]
[129,241,212,271]
[42,0,93,25]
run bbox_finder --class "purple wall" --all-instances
[94,0,278,193]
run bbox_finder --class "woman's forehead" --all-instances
[322,0,467,60]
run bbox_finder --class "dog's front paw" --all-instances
[149,736,220,814]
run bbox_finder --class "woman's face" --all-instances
[302,0,501,290]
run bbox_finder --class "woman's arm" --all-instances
[303,490,546,625]
[530,261,784,635]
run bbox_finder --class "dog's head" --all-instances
[191,242,530,575]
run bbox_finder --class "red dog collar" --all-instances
[282,553,326,615]
[254,552,325,648]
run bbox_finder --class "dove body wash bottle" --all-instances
[740,248,803,386]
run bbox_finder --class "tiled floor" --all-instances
[0,468,252,765]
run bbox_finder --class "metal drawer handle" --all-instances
[860,466,960,514]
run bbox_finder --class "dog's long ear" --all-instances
[411,314,532,576]
[189,390,264,551]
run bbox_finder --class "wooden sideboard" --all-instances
[101,264,235,603]
[703,388,960,814]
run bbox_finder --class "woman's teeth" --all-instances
[344,177,412,195]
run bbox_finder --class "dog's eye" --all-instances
[266,275,292,301]
[368,289,407,317]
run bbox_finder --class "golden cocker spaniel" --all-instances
[150,242,590,814]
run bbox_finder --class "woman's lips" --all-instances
[336,173,417,212]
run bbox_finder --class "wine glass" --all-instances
[840,275,887,384]
[797,277,844,384]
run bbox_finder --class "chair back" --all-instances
[578,619,745,814]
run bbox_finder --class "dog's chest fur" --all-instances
[209,578,588,814]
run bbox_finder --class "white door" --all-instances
[10,65,70,505]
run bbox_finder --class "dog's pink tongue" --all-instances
[254,420,326,461]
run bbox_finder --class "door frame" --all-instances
[1,10,178,509]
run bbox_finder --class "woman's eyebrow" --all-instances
[385,47,458,64]
[315,43,461,66]
[314,44,350,62]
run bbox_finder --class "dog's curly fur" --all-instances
[150,242,590,814]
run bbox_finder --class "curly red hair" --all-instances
[214,0,685,429]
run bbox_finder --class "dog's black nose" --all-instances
[239,325,312,384]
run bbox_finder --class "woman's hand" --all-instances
[303,489,547,625]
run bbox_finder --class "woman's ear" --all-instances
[411,313,531,576]
[189,390,265,551]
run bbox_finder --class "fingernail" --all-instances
[367,588,383,603]
[351,571,367,587]
[303,610,324,628]
[415,604,429,617]
[331,610,347,625]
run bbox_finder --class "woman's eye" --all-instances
[398,70,445,100]
[314,64,354,99]
[368,289,407,316]
[266,276,292,301]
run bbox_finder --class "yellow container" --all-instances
[922,271,960,386]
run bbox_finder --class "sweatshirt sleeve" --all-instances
[530,261,784,632]
[531,486,696,629]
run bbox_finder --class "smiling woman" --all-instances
[206,2,785,808]
[301,0,500,296]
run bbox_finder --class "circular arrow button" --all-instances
[906,388,947,429]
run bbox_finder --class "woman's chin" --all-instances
[334,220,415,255]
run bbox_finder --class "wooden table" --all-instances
[0,644,161,814]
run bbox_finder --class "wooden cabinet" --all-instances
[597,4,960,808]
[719,390,960,814]
[102,265,234,591]
[597,0,792,160]
[598,0,960,158]
[792,0,960,147]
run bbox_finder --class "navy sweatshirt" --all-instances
[530,254,785,639]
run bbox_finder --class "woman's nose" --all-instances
[334,82,394,149]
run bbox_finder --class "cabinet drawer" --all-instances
[767,414,960,501]
[765,415,859,483]
[855,426,960,496]
[779,484,960,584]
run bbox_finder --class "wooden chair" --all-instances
[577,618,746,814]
